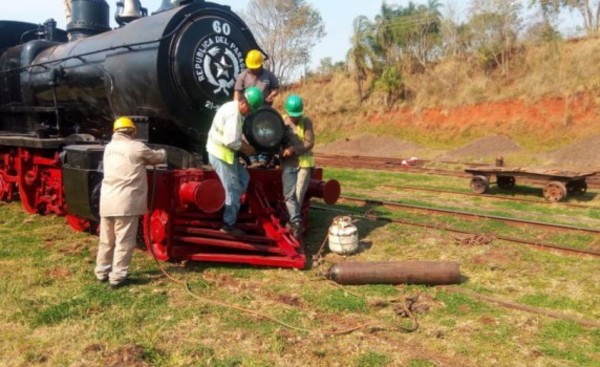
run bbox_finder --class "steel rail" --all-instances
[311,205,600,258]
[315,153,600,189]
[338,195,600,234]
[391,186,596,209]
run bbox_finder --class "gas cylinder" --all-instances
[328,216,359,254]
[327,261,461,285]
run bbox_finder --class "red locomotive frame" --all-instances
[0,145,340,269]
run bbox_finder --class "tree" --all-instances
[376,65,404,107]
[242,0,325,84]
[530,0,600,34]
[469,0,522,74]
[316,57,345,76]
[372,1,442,70]
[347,15,378,101]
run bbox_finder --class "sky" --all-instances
[2,0,581,70]
[2,0,383,71]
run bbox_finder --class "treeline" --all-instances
[309,0,600,107]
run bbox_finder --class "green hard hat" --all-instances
[285,94,303,117]
[244,86,264,112]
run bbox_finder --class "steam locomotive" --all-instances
[0,0,340,268]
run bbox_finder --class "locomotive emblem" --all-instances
[194,31,244,98]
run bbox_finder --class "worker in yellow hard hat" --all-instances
[234,49,280,168]
[234,49,280,106]
[94,117,166,289]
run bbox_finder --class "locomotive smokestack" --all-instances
[67,0,111,40]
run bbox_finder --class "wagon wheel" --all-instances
[143,209,171,261]
[470,175,489,194]
[566,180,587,196]
[497,176,515,190]
[543,181,567,202]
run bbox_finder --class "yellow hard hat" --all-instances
[245,49,263,69]
[113,117,136,132]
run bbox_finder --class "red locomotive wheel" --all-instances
[143,210,171,261]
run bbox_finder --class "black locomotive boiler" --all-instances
[0,0,340,268]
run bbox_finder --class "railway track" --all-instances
[314,153,600,189]
[312,201,600,258]
[384,186,595,209]
[337,195,600,234]
[314,153,600,257]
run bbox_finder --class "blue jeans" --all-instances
[282,166,312,224]
[208,153,249,227]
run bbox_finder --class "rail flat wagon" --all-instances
[465,166,596,202]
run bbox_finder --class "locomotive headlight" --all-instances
[243,107,285,152]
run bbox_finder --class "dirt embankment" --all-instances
[316,93,600,171]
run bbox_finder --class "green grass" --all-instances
[1,165,600,366]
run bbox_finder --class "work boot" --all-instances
[290,222,304,238]
[220,225,245,236]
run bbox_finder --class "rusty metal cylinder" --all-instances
[327,261,461,286]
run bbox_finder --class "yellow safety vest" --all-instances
[295,118,315,168]
[206,112,243,165]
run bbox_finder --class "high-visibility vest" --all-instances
[294,117,315,168]
[206,111,243,165]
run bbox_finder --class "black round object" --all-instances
[243,107,285,152]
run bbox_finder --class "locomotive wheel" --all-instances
[470,175,489,194]
[143,209,171,261]
[566,180,587,196]
[543,181,567,202]
[497,176,515,190]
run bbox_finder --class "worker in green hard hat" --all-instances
[280,94,315,239]
[206,86,263,235]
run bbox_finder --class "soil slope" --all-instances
[316,94,600,171]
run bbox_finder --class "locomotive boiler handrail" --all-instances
[1,3,262,81]
[0,12,193,78]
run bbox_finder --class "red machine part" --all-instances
[179,179,225,213]
[0,147,65,215]
[144,167,340,269]
[0,146,341,269]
